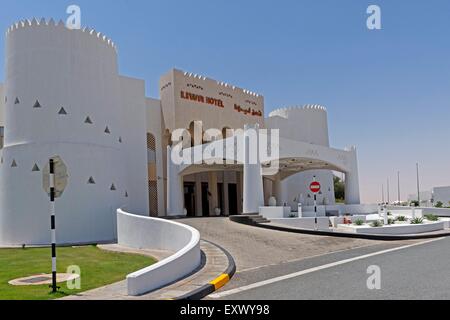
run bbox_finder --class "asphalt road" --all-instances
[178,217,433,300]
[210,236,450,300]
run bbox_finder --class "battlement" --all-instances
[268,104,327,118]
[177,69,262,98]
[5,18,117,51]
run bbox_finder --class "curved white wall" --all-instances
[0,20,132,245]
[117,209,201,296]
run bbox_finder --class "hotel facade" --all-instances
[0,19,360,245]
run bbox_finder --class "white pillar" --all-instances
[167,146,184,216]
[273,175,287,206]
[243,124,264,214]
[223,172,230,216]
[345,147,361,205]
[208,172,219,216]
[195,174,203,217]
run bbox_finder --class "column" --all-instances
[272,175,287,206]
[243,124,264,215]
[208,172,219,216]
[167,146,184,216]
[345,147,361,205]
[195,174,203,217]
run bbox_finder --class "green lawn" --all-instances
[0,245,156,300]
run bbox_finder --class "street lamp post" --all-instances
[387,178,390,205]
[416,163,420,206]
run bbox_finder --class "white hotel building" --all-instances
[0,19,360,245]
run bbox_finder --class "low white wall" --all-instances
[339,221,445,235]
[271,217,330,231]
[387,206,450,217]
[301,204,378,216]
[117,209,201,296]
[260,207,293,219]
[422,208,450,217]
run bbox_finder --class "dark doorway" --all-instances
[184,182,196,217]
[202,183,210,217]
[228,183,238,215]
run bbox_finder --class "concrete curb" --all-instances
[230,216,450,241]
[175,240,236,300]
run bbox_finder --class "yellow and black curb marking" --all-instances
[176,240,236,300]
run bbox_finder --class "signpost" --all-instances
[310,177,321,230]
[42,156,68,293]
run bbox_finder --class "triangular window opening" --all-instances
[32,164,40,172]
[58,107,68,115]
[110,184,116,191]
[11,159,17,168]
[105,126,111,134]
[88,177,96,184]
[85,117,93,124]
[14,97,20,105]
[33,100,42,108]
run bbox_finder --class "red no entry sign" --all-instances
[310,181,321,193]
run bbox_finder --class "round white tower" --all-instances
[0,19,128,245]
[265,105,336,208]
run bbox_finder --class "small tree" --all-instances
[436,201,444,208]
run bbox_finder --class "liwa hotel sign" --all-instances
[180,91,262,117]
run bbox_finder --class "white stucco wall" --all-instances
[433,186,450,205]
[118,76,149,216]
[146,98,165,216]
[0,20,146,245]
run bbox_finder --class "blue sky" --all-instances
[1,0,449,203]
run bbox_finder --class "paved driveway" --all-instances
[178,217,413,272]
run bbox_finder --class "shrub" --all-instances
[388,218,395,225]
[424,214,439,222]
[436,201,444,208]
[371,220,383,228]
[387,211,392,216]
[396,216,407,222]
[410,217,424,225]
[354,219,364,226]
